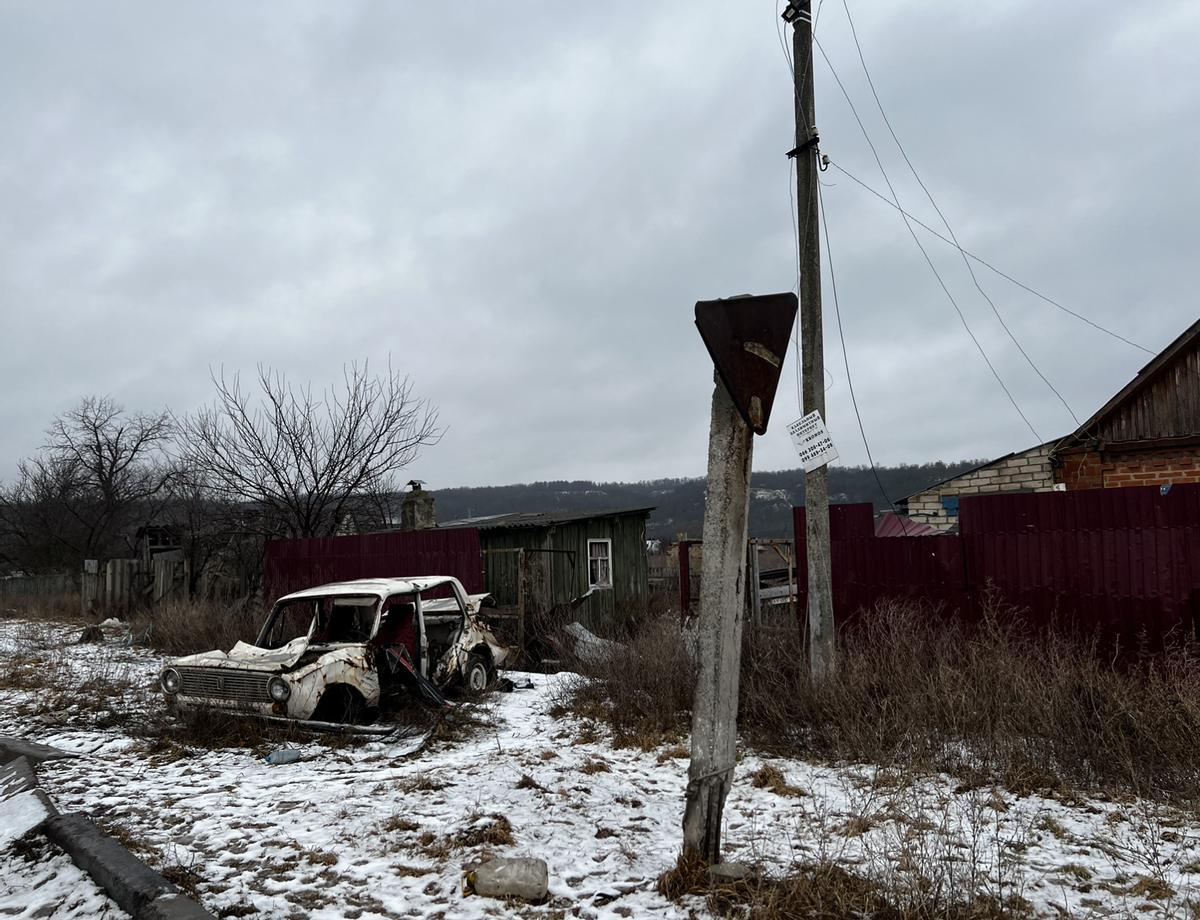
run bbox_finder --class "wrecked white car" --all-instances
[159,576,513,723]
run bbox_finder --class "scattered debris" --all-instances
[465,856,549,902]
[708,862,751,883]
[264,748,303,765]
[561,622,624,666]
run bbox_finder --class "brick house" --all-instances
[902,318,1200,530]
[902,442,1057,528]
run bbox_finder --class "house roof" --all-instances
[1064,316,1200,445]
[874,512,944,537]
[900,442,1055,502]
[903,319,1200,502]
[438,506,655,531]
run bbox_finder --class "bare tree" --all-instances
[0,397,174,572]
[176,363,441,539]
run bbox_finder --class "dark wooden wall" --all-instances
[1098,344,1199,443]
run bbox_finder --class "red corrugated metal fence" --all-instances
[264,529,484,606]
[792,483,1200,644]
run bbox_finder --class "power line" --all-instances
[812,34,1043,443]
[818,178,910,531]
[823,160,1155,356]
[838,0,1079,427]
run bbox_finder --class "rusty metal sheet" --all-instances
[695,293,798,435]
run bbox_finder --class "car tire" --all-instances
[463,652,491,694]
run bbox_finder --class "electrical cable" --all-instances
[823,161,1154,356]
[812,34,1043,443]
[838,0,1079,427]
[818,179,911,532]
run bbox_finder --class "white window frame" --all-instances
[587,538,613,589]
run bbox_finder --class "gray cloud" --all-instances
[1,1,1195,490]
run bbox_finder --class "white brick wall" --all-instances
[904,444,1054,530]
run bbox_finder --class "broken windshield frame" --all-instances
[256,595,381,650]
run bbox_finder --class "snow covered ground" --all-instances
[2,617,1199,918]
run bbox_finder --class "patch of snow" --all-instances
[0,838,128,919]
[2,618,1200,918]
[0,791,52,848]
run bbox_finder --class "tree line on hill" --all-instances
[431,461,983,541]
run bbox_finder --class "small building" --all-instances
[439,507,654,633]
[901,442,1058,530]
[902,318,1200,531]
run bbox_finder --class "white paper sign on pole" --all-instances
[788,411,838,472]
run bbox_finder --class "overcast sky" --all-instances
[1,2,1196,490]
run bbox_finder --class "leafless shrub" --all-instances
[559,596,1200,803]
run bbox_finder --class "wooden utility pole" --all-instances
[789,0,835,680]
[685,294,796,864]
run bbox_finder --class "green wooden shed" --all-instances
[439,507,653,634]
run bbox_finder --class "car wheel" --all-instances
[464,653,491,693]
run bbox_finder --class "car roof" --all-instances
[275,576,458,604]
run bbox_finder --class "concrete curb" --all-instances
[0,735,76,767]
[0,738,214,920]
[44,813,215,920]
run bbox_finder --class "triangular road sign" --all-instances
[695,292,798,435]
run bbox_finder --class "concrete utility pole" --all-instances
[685,294,796,864]
[682,373,753,863]
[787,0,835,681]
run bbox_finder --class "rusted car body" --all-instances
[159,576,512,723]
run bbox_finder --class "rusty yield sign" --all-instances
[694,292,798,435]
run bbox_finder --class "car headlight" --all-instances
[161,667,182,695]
[268,677,291,702]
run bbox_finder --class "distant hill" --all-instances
[430,461,982,540]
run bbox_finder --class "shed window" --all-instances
[588,539,613,589]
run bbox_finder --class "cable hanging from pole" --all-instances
[837,0,1079,427]
[822,159,1154,356]
[818,178,912,533]
[812,33,1044,444]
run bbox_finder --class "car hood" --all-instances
[170,637,312,672]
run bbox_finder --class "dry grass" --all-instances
[656,745,689,764]
[748,763,806,798]
[2,592,261,656]
[0,593,88,624]
[551,616,694,749]
[559,595,1200,804]
[658,850,1033,920]
[516,773,547,792]
[453,814,515,848]
[129,597,263,656]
